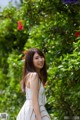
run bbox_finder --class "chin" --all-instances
[36,66,43,70]
[39,66,44,69]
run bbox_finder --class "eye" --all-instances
[35,56,39,59]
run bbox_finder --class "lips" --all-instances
[38,63,44,66]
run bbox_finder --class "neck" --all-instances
[36,69,41,79]
[36,68,40,74]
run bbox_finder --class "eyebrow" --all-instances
[35,55,42,57]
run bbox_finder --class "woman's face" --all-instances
[33,53,45,70]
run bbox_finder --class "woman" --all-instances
[17,48,51,120]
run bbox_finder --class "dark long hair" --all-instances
[21,48,47,92]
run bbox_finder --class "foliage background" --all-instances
[0,0,80,120]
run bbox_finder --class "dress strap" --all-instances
[39,79,41,90]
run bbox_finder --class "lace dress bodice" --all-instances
[25,82,46,105]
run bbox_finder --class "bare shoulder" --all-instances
[25,72,39,88]
[29,72,39,91]
[27,72,38,79]
[29,72,39,84]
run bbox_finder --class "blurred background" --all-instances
[0,0,80,120]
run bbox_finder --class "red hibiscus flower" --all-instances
[17,20,23,30]
[75,31,80,38]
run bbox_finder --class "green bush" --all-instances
[0,0,80,119]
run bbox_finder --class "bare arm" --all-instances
[30,73,42,120]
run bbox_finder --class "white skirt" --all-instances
[17,100,51,120]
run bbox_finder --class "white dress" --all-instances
[17,81,51,120]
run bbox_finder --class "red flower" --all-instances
[17,20,23,30]
[75,31,80,38]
